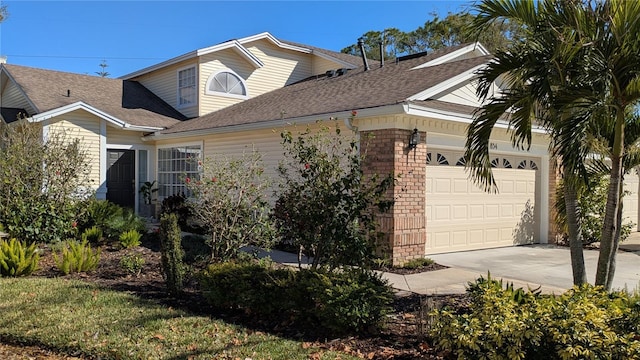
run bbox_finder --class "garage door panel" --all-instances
[426,165,538,254]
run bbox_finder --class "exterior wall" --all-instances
[312,56,346,75]
[46,110,101,189]
[362,128,427,266]
[106,127,145,145]
[434,81,500,107]
[199,48,255,115]
[133,59,199,118]
[547,158,561,243]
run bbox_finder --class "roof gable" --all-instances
[1,64,186,129]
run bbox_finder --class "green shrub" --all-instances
[119,229,142,249]
[0,238,40,277]
[401,257,434,270]
[431,278,640,359]
[273,122,394,270]
[81,226,103,244]
[200,262,394,335]
[77,200,146,243]
[119,252,145,276]
[54,240,100,275]
[105,208,146,241]
[159,213,184,296]
[160,193,192,230]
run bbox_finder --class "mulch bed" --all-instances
[5,239,469,359]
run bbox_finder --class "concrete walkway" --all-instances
[254,234,640,296]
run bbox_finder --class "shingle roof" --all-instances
[2,64,186,128]
[161,45,490,135]
[279,39,378,68]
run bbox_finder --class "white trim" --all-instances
[412,42,490,70]
[97,119,107,200]
[204,69,249,99]
[0,66,40,113]
[408,64,487,101]
[120,32,311,80]
[156,140,204,150]
[197,40,264,69]
[27,101,164,132]
[176,65,198,109]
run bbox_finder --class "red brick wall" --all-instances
[361,129,427,265]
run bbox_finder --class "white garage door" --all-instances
[623,170,639,231]
[425,152,539,254]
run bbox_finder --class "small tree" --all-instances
[0,120,92,243]
[184,150,275,262]
[159,213,184,296]
[273,121,393,270]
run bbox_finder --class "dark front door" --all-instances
[106,149,135,209]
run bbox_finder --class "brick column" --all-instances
[362,129,427,266]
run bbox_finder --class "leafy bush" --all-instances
[105,208,146,241]
[401,257,435,269]
[159,213,184,296]
[119,252,145,276]
[556,175,634,244]
[81,226,103,244]
[0,121,93,243]
[273,122,394,270]
[0,238,40,277]
[184,151,275,262]
[200,261,394,335]
[160,193,192,230]
[119,229,142,249]
[54,240,100,275]
[431,277,640,359]
[77,199,145,243]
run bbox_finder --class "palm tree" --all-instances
[465,0,596,285]
[467,0,640,289]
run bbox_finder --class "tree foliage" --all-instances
[341,11,523,61]
[272,121,394,270]
[0,121,93,243]
[185,150,275,262]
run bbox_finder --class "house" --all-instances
[1,32,637,264]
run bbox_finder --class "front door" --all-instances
[106,149,135,209]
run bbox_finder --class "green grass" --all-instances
[0,277,354,359]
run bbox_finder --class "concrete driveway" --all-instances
[429,243,640,293]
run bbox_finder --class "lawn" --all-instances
[0,277,354,360]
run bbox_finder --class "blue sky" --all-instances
[0,1,471,78]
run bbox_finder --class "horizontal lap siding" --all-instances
[106,127,145,145]
[199,49,253,115]
[312,56,345,75]
[47,111,101,189]
[2,81,35,115]
[134,59,199,118]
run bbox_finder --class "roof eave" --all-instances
[411,42,491,70]
[408,63,487,101]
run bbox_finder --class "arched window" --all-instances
[205,70,247,97]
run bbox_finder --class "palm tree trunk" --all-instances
[606,174,625,288]
[596,112,625,289]
[564,178,588,285]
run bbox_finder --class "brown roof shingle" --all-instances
[2,64,186,128]
[161,46,490,135]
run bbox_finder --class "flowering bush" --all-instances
[273,121,394,270]
[184,150,275,262]
[0,121,92,243]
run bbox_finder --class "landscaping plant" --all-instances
[159,213,184,295]
[184,150,275,262]
[119,252,145,276]
[0,238,39,277]
[273,121,394,270]
[0,121,92,244]
[54,239,101,275]
[119,229,142,248]
[81,225,103,244]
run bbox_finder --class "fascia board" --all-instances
[142,104,405,141]
[406,102,547,134]
[408,64,486,101]
[412,42,490,70]
[30,102,128,128]
[239,32,312,54]
[120,51,198,80]
[196,40,264,68]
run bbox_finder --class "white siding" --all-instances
[434,80,500,107]
[199,49,255,115]
[312,56,346,75]
[133,59,199,118]
[47,111,101,189]
[106,127,145,145]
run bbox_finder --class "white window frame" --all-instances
[157,142,203,200]
[177,66,197,108]
[204,69,249,99]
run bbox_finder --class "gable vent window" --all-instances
[178,67,196,107]
[206,70,247,97]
